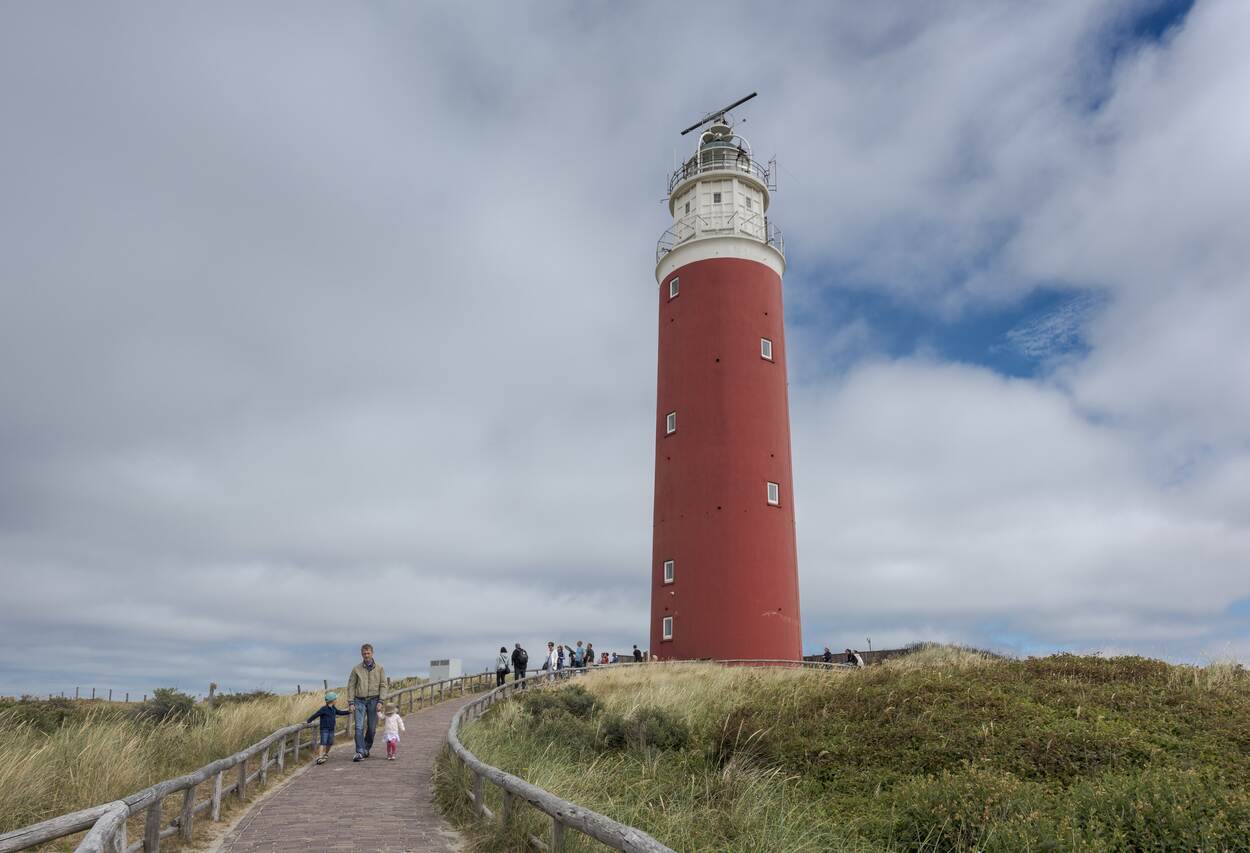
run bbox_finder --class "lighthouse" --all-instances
[649,95,802,661]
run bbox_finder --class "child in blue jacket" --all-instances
[306,691,350,764]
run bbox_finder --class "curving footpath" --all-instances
[219,693,477,853]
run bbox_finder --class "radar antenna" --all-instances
[679,92,757,136]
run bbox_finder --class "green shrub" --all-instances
[517,689,565,718]
[518,684,597,719]
[212,689,277,708]
[133,688,200,723]
[600,707,689,752]
[555,685,597,718]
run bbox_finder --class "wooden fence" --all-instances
[447,659,848,852]
[0,671,497,853]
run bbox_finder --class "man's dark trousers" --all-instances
[515,668,527,689]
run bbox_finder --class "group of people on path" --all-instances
[495,641,647,687]
[306,643,405,765]
[822,646,866,667]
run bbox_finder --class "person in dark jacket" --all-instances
[511,643,529,689]
[822,647,833,664]
[632,645,643,663]
[306,691,350,764]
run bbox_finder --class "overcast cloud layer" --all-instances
[2,1,1248,697]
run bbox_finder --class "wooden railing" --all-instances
[0,671,497,853]
[447,659,848,851]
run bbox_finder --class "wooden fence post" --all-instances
[472,771,484,815]
[277,737,285,771]
[144,797,163,852]
[108,689,112,702]
[180,783,197,841]
[237,758,247,801]
[551,817,566,852]
[259,747,269,786]
[502,790,514,826]
[294,729,301,763]
[211,770,223,821]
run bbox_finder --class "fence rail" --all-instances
[448,659,847,851]
[0,671,497,853]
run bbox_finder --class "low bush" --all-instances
[600,706,689,752]
[133,688,200,723]
[518,684,597,719]
[212,689,277,708]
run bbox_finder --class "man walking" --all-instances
[347,643,387,762]
[511,643,529,689]
[632,644,643,663]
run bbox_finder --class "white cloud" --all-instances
[1,1,1248,695]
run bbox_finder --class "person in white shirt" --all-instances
[495,646,510,687]
[544,641,559,676]
[378,702,405,760]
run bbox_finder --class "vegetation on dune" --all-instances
[435,649,1250,852]
[0,690,324,837]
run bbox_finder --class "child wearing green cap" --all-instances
[306,692,350,764]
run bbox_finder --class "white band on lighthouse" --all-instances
[655,234,785,284]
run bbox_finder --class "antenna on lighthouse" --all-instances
[679,92,757,136]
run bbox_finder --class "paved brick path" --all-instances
[221,693,476,852]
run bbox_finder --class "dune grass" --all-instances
[435,650,1250,851]
[0,691,325,842]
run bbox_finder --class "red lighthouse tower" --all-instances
[649,96,801,661]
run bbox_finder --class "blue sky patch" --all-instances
[791,285,1101,381]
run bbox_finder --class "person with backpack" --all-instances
[632,644,643,663]
[495,646,510,687]
[511,643,529,689]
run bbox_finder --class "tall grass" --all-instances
[436,652,1250,851]
[0,693,322,835]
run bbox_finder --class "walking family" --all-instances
[306,643,405,765]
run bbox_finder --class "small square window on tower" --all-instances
[767,481,780,506]
[665,411,677,435]
[669,277,680,299]
[745,197,753,210]
[761,338,773,360]
[663,559,674,583]
[662,616,674,640]
[713,192,722,203]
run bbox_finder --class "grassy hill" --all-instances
[436,648,1250,851]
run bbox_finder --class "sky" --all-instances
[1,0,1247,698]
